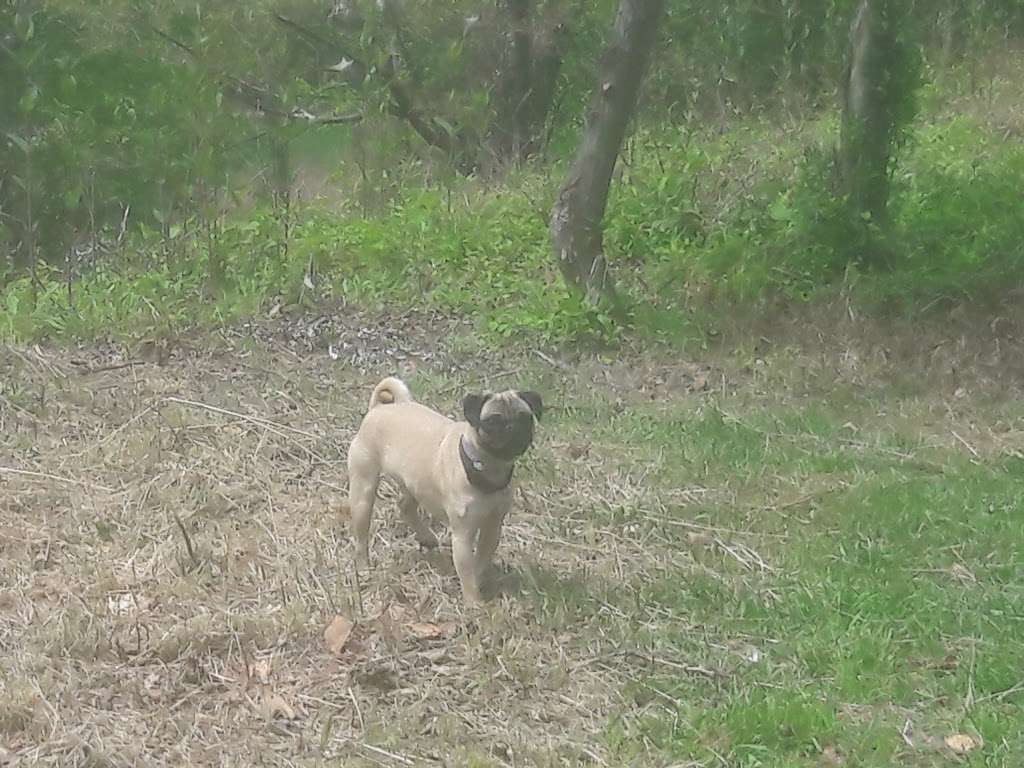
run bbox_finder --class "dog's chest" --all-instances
[413,485,508,526]
[459,494,510,526]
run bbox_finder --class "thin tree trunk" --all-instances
[939,0,968,66]
[506,0,533,156]
[550,0,664,304]
[521,22,569,156]
[491,2,568,164]
[836,0,899,228]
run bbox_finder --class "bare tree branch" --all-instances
[274,11,476,171]
[146,21,363,127]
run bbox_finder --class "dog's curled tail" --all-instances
[367,376,413,411]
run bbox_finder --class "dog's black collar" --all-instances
[459,436,513,494]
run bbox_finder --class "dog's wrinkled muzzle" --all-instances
[483,425,533,460]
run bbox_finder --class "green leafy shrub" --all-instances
[629,114,1024,314]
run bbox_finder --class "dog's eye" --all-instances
[482,415,504,429]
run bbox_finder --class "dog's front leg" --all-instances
[475,508,507,584]
[451,527,483,605]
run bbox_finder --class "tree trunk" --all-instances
[550,0,664,304]
[939,0,968,67]
[491,2,568,164]
[836,0,900,228]
[521,21,569,156]
[499,0,533,157]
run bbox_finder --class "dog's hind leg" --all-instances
[347,448,380,568]
[398,492,438,549]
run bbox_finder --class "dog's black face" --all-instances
[464,390,542,460]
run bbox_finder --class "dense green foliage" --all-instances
[3,0,1024,344]
[6,107,1023,346]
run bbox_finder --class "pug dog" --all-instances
[346,377,542,604]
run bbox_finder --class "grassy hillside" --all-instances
[4,55,1024,349]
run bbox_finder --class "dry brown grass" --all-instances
[0,322,725,768]
[4,304,1023,767]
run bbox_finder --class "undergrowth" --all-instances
[3,101,1023,347]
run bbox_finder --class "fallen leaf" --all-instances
[324,615,354,655]
[261,692,298,721]
[407,621,456,639]
[944,734,978,755]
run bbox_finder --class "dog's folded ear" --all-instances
[462,393,490,428]
[516,391,543,421]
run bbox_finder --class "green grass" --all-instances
[533,389,1023,767]
[409,354,1023,768]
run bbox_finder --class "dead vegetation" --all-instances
[2,305,1023,766]
[0,314,728,768]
